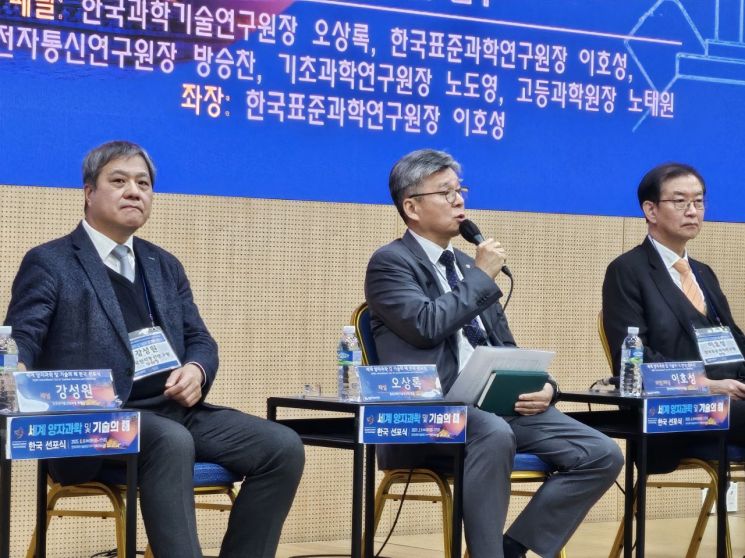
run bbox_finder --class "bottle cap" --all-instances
[342,325,356,335]
[627,326,639,335]
[0,326,11,335]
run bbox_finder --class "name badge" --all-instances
[128,327,181,381]
[694,326,745,366]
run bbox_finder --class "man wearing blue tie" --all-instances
[5,141,305,557]
[365,149,623,558]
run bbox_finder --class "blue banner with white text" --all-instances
[2,1,744,221]
[359,403,467,444]
[643,394,729,434]
[6,411,140,460]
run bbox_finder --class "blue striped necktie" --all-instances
[438,250,488,347]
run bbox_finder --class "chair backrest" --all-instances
[352,302,379,365]
[597,310,614,373]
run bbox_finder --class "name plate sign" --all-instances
[643,394,729,434]
[357,365,442,402]
[641,361,708,396]
[6,411,140,460]
[14,369,121,413]
[359,404,467,444]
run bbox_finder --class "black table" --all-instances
[559,390,728,558]
[0,414,138,558]
[267,396,465,558]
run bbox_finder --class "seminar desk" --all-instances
[0,411,138,558]
[267,396,465,558]
[559,390,728,558]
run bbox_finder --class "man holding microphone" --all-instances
[365,149,622,558]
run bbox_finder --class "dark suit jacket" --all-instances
[5,223,218,482]
[364,230,515,394]
[602,236,745,381]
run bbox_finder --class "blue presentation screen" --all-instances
[1,0,743,221]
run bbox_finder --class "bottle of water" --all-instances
[337,326,361,401]
[620,326,643,397]
[0,326,19,413]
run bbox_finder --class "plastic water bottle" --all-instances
[620,326,643,397]
[0,326,19,413]
[337,326,361,401]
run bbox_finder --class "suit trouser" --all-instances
[378,406,622,558]
[458,407,623,558]
[130,400,305,558]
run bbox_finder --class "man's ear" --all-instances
[402,198,420,224]
[642,200,657,224]
[83,184,93,209]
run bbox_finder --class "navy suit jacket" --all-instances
[364,230,515,394]
[602,236,745,380]
[5,223,218,403]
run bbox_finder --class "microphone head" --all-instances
[459,219,485,245]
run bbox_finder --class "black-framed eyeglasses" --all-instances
[658,198,705,211]
[408,187,469,205]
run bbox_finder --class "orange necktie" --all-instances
[673,258,706,315]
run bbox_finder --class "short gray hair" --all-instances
[389,149,461,221]
[82,140,156,189]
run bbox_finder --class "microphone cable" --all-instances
[501,269,514,311]
[288,470,413,558]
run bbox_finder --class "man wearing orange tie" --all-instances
[602,162,745,471]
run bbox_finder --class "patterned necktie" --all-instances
[111,244,135,282]
[438,250,488,347]
[672,258,706,315]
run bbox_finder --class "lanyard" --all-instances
[138,265,156,327]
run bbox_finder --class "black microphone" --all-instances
[459,219,512,278]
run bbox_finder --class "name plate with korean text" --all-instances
[14,369,121,413]
[643,394,729,434]
[6,411,140,460]
[641,361,708,396]
[357,365,442,402]
[358,404,467,444]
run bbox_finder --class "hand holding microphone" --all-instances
[459,219,511,279]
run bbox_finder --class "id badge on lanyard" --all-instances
[129,326,182,381]
[694,326,745,366]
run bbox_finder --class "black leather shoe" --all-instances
[503,535,528,558]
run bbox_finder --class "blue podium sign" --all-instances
[643,394,729,434]
[357,365,442,402]
[6,411,140,460]
[358,404,467,444]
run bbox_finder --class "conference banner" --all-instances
[2,1,744,220]
[643,394,729,434]
[6,410,140,460]
[359,403,467,444]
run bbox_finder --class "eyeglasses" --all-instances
[408,187,469,205]
[658,198,705,211]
